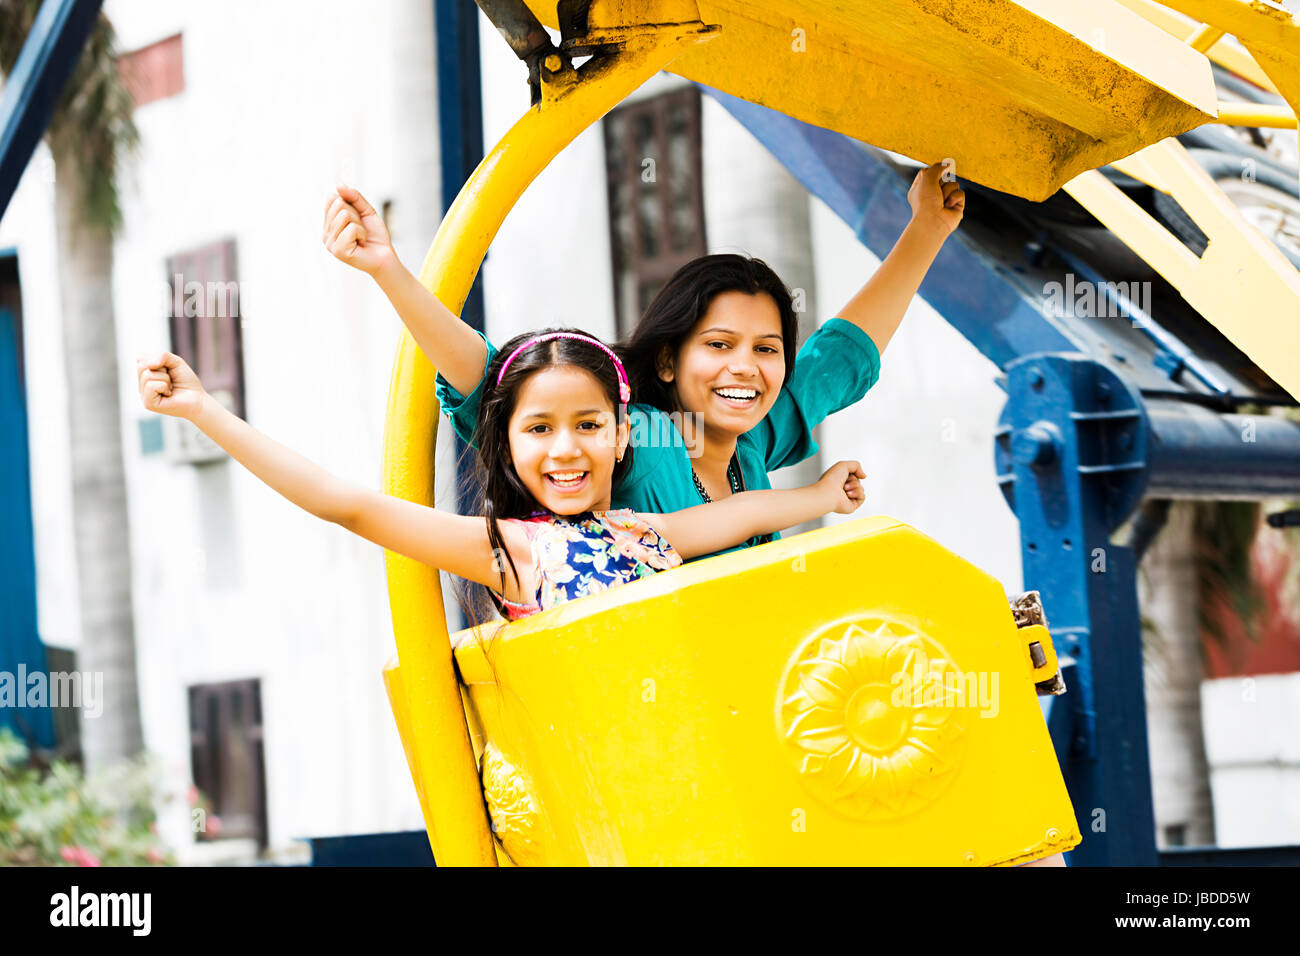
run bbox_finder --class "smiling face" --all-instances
[658,290,787,438]
[507,365,628,515]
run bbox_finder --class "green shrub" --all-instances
[0,727,173,866]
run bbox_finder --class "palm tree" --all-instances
[1,0,142,770]
[1138,501,1215,847]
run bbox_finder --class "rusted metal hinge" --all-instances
[1011,590,1066,696]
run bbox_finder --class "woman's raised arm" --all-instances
[835,161,964,355]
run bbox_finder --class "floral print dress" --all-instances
[495,509,682,620]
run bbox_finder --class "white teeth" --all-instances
[547,472,586,483]
[715,388,758,400]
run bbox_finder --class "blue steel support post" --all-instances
[0,305,55,749]
[997,354,1157,866]
[434,0,485,630]
[0,0,104,222]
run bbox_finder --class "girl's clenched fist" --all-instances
[137,352,207,420]
[323,185,395,276]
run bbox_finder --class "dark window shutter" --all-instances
[188,679,268,850]
[603,88,707,338]
[167,239,245,419]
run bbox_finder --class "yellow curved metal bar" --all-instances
[1187,22,1226,52]
[382,15,718,867]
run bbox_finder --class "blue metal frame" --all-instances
[998,354,1155,865]
[434,0,487,564]
[0,0,104,223]
[705,85,1300,865]
[0,0,104,753]
[306,830,436,867]
[0,303,54,750]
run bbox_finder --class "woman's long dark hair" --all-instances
[461,327,631,625]
[617,254,800,414]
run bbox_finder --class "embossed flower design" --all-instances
[481,743,545,865]
[778,619,968,820]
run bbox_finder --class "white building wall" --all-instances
[102,0,440,857]
[1202,673,1300,847]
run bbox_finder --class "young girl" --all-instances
[135,331,865,620]
[323,161,963,559]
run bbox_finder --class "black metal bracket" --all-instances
[474,0,573,105]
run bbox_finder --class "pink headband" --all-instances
[495,332,632,405]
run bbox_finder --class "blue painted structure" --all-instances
[0,303,54,749]
[305,830,436,867]
[0,0,105,754]
[705,84,1300,865]
[0,0,104,223]
[436,0,488,602]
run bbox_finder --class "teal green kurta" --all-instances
[435,318,881,560]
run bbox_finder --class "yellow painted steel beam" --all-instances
[1187,22,1226,52]
[1116,0,1279,93]
[1143,1,1300,205]
[1159,0,1299,47]
[1214,101,1296,128]
[1065,138,1300,402]
[524,0,1218,201]
[382,12,719,867]
[1154,2,1300,137]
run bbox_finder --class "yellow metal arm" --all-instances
[1065,138,1300,402]
[1154,1,1300,152]
[1212,102,1296,130]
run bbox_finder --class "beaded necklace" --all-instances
[691,454,743,503]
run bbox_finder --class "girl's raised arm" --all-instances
[644,461,866,560]
[324,185,488,396]
[136,352,525,592]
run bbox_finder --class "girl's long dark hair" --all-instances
[461,327,631,626]
[617,254,800,413]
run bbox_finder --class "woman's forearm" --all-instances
[372,258,489,395]
[191,396,360,525]
[660,486,828,559]
[837,217,948,354]
[721,487,827,539]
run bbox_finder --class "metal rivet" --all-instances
[1029,642,1047,668]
